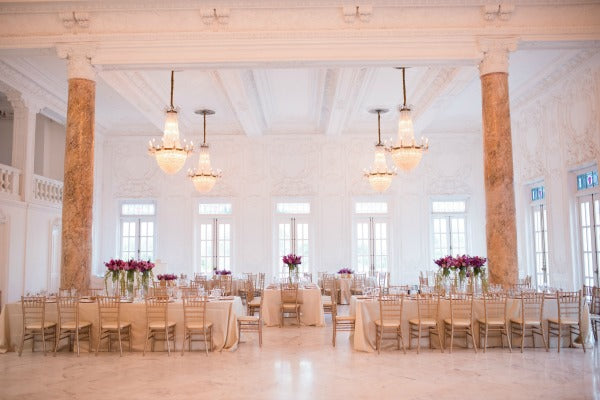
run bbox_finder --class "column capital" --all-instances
[477,37,519,76]
[56,43,98,81]
[5,89,43,114]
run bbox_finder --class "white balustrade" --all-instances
[0,163,21,198]
[33,174,63,205]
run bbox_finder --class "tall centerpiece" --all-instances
[434,254,488,294]
[282,254,301,284]
[104,259,126,296]
[338,268,354,278]
[134,260,155,297]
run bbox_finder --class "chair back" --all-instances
[280,283,299,305]
[352,273,366,290]
[181,286,199,298]
[324,277,336,305]
[590,286,600,316]
[57,295,81,328]
[182,296,208,329]
[388,285,409,295]
[148,287,169,299]
[556,290,581,324]
[245,279,256,303]
[218,275,232,295]
[21,296,46,329]
[483,293,507,322]
[145,297,169,326]
[449,294,473,321]
[322,274,335,292]
[519,292,545,323]
[419,275,429,287]
[378,294,403,324]
[97,296,123,329]
[257,273,266,292]
[416,293,439,320]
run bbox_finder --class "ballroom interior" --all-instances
[0,1,599,399]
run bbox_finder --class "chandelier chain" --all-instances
[169,70,175,111]
[377,110,382,145]
[402,67,407,108]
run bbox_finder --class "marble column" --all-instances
[58,47,96,291]
[479,39,519,287]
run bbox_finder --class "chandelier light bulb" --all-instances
[189,109,221,193]
[364,109,396,193]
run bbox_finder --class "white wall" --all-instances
[34,113,66,181]
[512,53,600,290]
[97,131,486,285]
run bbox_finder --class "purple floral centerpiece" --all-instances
[433,256,454,277]
[282,254,302,283]
[338,268,354,275]
[157,273,178,281]
[215,269,232,276]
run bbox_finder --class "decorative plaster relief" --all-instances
[482,3,514,21]
[59,11,90,30]
[342,5,372,24]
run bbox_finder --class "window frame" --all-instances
[272,199,314,277]
[351,199,391,276]
[429,197,469,261]
[194,199,235,274]
[118,199,157,262]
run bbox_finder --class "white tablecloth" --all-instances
[337,278,352,305]
[0,297,245,353]
[262,286,325,327]
[350,296,594,353]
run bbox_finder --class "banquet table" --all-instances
[349,295,595,353]
[262,285,325,327]
[0,296,245,353]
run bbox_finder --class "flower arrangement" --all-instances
[282,254,301,283]
[433,254,488,293]
[215,269,232,275]
[103,258,155,297]
[157,274,178,281]
[433,255,454,277]
[338,268,354,275]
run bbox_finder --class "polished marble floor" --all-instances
[0,315,598,400]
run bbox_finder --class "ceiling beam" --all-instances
[209,69,265,137]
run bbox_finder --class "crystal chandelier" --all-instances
[188,109,221,193]
[148,70,193,175]
[364,109,397,193]
[388,67,428,171]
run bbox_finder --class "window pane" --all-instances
[355,202,388,214]
[432,201,466,213]
[276,203,310,214]
[121,203,155,216]
[198,203,232,215]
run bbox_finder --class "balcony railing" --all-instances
[33,174,63,205]
[0,163,21,198]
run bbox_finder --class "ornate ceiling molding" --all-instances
[478,36,519,75]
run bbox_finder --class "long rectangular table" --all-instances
[349,296,595,353]
[262,286,325,327]
[0,297,245,353]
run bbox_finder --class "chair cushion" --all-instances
[25,321,56,330]
[101,322,131,330]
[148,321,176,329]
[335,315,355,322]
[547,317,579,325]
[443,318,471,327]
[408,318,437,326]
[238,316,259,323]
[509,318,540,326]
[374,319,400,328]
[185,322,213,330]
[248,298,261,306]
[61,321,92,330]
[322,299,333,307]
[476,318,506,326]
[282,304,300,310]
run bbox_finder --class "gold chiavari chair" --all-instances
[96,296,132,356]
[148,286,169,299]
[238,292,264,347]
[322,274,340,303]
[181,286,199,298]
[255,273,266,297]
[332,289,355,347]
[510,292,548,352]
[375,294,405,354]
[388,285,410,295]
[377,271,390,295]
[54,295,92,356]
[350,273,366,295]
[519,275,532,288]
[194,275,209,292]
[246,279,262,316]
[444,294,477,353]
[18,296,57,356]
[409,293,443,353]
[280,283,300,328]
[143,297,176,356]
[238,273,256,304]
[182,296,213,356]
[219,275,233,296]
[477,293,511,352]
[322,278,335,316]
[588,286,600,342]
[548,290,585,352]
[418,275,429,289]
